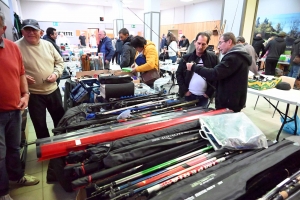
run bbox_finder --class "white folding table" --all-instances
[248,88,300,141]
[160,63,179,93]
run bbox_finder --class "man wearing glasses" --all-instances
[186,32,251,112]
[15,19,65,139]
[176,32,219,107]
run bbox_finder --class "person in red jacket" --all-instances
[0,12,39,200]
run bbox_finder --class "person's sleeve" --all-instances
[136,46,158,72]
[105,40,115,61]
[176,58,188,95]
[205,55,219,98]
[120,46,130,67]
[52,44,64,78]
[260,42,266,58]
[16,46,25,76]
[265,40,271,51]
[191,56,238,81]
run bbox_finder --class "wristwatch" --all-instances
[22,92,30,96]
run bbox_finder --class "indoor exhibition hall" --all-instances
[0,0,300,199]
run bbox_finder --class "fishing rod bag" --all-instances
[98,75,132,84]
[150,139,300,200]
[69,132,203,178]
[64,119,203,178]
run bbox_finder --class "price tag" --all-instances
[75,139,81,146]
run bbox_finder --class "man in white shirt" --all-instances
[89,34,97,48]
[176,32,219,107]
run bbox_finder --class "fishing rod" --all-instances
[101,98,172,115]
[88,100,199,128]
[90,146,213,196]
[141,154,234,197]
[120,0,216,90]
[107,151,222,198]
[273,180,300,200]
[72,141,211,189]
[110,152,237,200]
[260,169,300,200]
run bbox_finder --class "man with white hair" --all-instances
[98,30,115,69]
[15,19,65,139]
[57,32,70,46]
[0,12,39,200]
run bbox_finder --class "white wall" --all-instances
[20,1,144,25]
[160,0,223,25]
[222,0,245,37]
[19,1,145,44]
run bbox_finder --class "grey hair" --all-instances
[0,12,6,26]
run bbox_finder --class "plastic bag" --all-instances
[200,112,268,151]
[153,74,171,92]
[280,115,300,135]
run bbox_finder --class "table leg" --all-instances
[294,106,299,135]
[168,72,176,94]
[276,104,290,141]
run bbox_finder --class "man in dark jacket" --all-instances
[115,38,123,65]
[181,35,190,49]
[43,27,63,85]
[43,27,61,55]
[252,33,265,57]
[98,30,115,69]
[288,38,300,79]
[186,32,252,112]
[264,32,287,75]
[176,32,218,107]
[118,28,136,68]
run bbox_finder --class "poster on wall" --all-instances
[254,13,300,49]
[57,31,75,37]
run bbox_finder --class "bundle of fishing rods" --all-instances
[259,169,300,200]
[36,93,231,161]
[64,126,243,200]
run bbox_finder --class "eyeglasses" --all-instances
[218,40,228,46]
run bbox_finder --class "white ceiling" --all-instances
[20,0,212,10]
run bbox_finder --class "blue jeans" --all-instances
[185,93,209,107]
[169,56,177,63]
[288,65,300,79]
[0,110,24,196]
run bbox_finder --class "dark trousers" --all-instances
[28,88,65,139]
[265,58,278,75]
[0,110,23,196]
[112,52,118,64]
[185,93,209,107]
[104,62,110,70]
